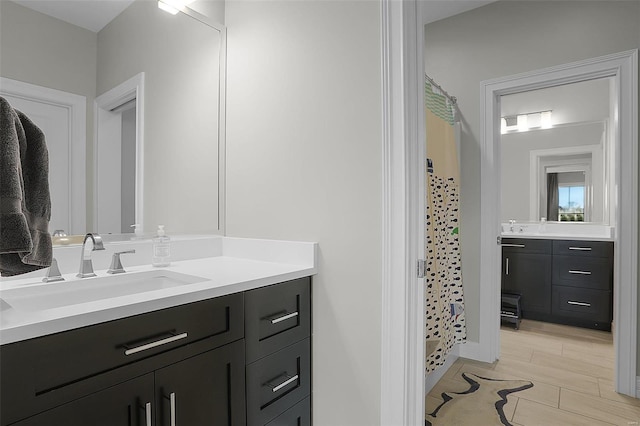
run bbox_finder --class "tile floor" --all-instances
[426,320,640,425]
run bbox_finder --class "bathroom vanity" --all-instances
[0,237,315,426]
[501,237,613,331]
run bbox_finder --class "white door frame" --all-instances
[380,0,426,424]
[94,73,145,235]
[0,77,86,235]
[478,50,638,396]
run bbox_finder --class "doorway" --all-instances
[479,50,638,396]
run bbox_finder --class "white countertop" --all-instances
[500,232,614,242]
[0,237,317,345]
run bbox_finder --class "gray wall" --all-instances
[97,0,221,234]
[0,1,97,227]
[424,0,640,367]
[224,1,382,424]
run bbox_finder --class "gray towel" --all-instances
[0,96,52,276]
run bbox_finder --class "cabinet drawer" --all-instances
[553,240,613,258]
[552,286,611,323]
[501,238,551,255]
[552,255,612,290]
[247,338,311,426]
[245,277,311,363]
[4,293,243,396]
[265,396,310,426]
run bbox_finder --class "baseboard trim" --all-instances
[458,340,484,361]
[425,345,460,394]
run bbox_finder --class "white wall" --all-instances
[424,1,640,348]
[224,1,383,424]
[501,122,605,222]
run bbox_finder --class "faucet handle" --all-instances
[107,250,136,274]
[43,258,65,283]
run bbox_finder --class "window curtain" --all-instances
[547,173,559,221]
[424,82,466,374]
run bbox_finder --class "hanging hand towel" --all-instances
[0,96,52,276]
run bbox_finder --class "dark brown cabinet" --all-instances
[245,277,312,425]
[12,374,155,426]
[501,237,613,331]
[501,239,552,318]
[1,277,313,426]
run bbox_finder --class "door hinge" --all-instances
[417,259,426,279]
[497,235,502,245]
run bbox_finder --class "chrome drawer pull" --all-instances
[567,301,591,307]
[170,392,176,426]
[270,311,299,324]
[145,402,152,426]
[124,332,188,356]
[271,374,299,393]
[501,244,525,248]
[568,270,592,275]
[569,247,592,251]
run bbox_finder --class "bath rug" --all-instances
[426,372,533,426]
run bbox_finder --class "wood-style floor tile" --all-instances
[598,378,640,408]
[531,350,614,379]
[559,388,640,425]
[425,320,640,425]
[512,398,616,426]
[493,357,601,396]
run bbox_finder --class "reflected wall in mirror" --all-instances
[0,0,225,238]
[500,77,613,225]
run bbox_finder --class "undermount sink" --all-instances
[0,270,207,312]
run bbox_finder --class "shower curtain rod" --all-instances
[425,73,457,105]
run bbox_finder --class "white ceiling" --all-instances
[11,0,136,32]
[14,0,496,33]
[422,0,496,25]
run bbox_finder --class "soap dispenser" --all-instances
[152,225,171,267]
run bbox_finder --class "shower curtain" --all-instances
[424,82,466,373]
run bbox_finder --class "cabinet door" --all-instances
[502,252,552,316]
[155,340,246,426]
[13,374,154,426]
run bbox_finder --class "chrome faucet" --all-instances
[77,233,105,278]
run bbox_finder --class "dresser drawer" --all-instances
[247,338,311,425]
[552,240,613,258]
[501,238,551,255]
[15,293,243,394]
[245,277,311,364]
[265,396,310,426]
[552,255,612,290]
[552,286,611,323]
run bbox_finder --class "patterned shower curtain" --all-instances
[424,82,466,373]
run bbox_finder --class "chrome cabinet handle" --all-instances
[170,392,176,426]
[145,402,152,426]
[501,244,525,248]
[569,247,592,251]
[569,270,592,275]
[505,258,509,275]
[568,300,591,307]
[270,312,299,324]
[269,374,299,393]
[124,332,188,356]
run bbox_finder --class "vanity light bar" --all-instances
[501,110,553,134]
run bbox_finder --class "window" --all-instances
[558,185,585,221]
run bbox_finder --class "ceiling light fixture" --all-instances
[157,0,195,15]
